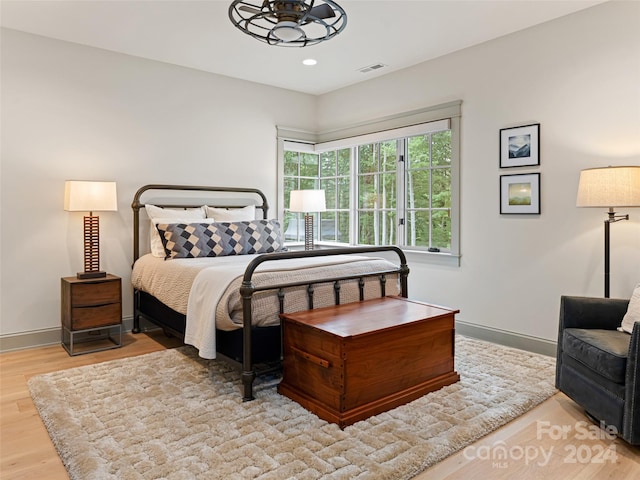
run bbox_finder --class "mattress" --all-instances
[132,253,400,358]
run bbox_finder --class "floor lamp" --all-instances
[64,180,118,279]
[576,166,640,298]
[289,189,326,250]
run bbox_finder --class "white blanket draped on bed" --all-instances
[132,254,400,359]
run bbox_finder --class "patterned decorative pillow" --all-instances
[157,219,284,259]
[220,219,284,255]
[156,222,231,259]
[145,204,206,258]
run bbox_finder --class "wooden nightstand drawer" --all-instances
[71,303,122,330]
[70,279,121,307]
[61,274,122,355]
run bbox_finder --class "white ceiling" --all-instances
[0,0,606,95]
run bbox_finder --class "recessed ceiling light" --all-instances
[302,58,317,66]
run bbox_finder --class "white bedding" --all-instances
[132,253,400,359]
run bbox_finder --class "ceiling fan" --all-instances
[228,1,347,47]
[238,1,336,23]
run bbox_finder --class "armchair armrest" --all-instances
[624,322,640,444]
[559,296,629,331]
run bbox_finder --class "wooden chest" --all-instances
[278,296,460,428]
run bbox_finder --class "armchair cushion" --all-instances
[557,295,640,445]
[563,328,630,384]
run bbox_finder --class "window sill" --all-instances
[402,249,461,267]
[284,243,460,267]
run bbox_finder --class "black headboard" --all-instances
[131,184,269,262]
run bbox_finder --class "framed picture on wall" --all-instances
[499,123,540,168]
[500,173,540,214]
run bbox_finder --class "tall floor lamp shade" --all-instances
[576,166,640,297]
[289,189,326,250]
[64,181,118,279]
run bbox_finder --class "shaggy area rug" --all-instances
[28,336,556,479]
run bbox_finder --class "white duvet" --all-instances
[131,253,400,358]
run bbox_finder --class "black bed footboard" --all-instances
[130,184,409,402]
[239,246,409,401]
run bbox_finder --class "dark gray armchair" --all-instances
[556,295,639,445]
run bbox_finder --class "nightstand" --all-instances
[61,274,122,355]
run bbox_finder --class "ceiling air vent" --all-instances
[358,63,387,74]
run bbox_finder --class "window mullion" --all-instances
[397,139,406,247]
[428,133,433,248]
[350,146,358,245]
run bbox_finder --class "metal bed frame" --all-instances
[131,184,409,400]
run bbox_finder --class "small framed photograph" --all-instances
[500,123,540,168]
[500,173,540,214]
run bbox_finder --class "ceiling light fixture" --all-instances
[229,1,347,47]
[302,58,317,66]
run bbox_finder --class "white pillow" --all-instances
[205,205,255,222]
[620,283,640,334]
[145,205,206,258]
[145,204,206,220]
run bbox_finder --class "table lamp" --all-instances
[576,166,640,297]
[64,180,118,279]
[289,189,326,250]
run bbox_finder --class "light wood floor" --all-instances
[1,333,638,479]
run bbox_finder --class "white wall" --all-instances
[0,28,317,338]
[1,1,638,348]
[317,1,640,342]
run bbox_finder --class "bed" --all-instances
[131,184,410,400]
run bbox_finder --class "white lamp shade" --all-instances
[64,181,118,212]
[289,189,327,213]
[576,166,640,208]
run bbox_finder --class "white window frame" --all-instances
[278,101,461,266]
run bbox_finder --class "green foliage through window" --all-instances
[283,128,452,251]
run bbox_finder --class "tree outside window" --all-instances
[283,128,452,252]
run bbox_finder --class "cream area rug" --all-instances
[28,336,556,480]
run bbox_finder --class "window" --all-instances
[404,130,452,250]
[279,101,461,263]
[357,141,398,245]
[320,150,351,243]
[283,150,320,242]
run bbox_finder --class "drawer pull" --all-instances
[292,347,330,368]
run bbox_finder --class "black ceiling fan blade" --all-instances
[239,3,278,20]
[308,3,335,20]
[240,2,335,24]
[239,5,264,15]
